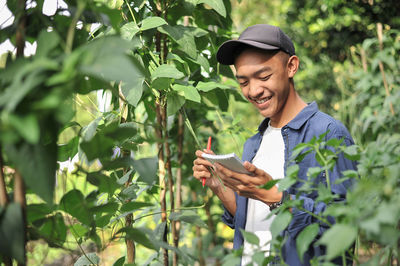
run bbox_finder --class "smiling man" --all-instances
[192,24,356,265]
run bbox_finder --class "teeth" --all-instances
[255,96,271,104]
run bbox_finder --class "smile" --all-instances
[255,96,272,104]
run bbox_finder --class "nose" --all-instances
[248,80,264,99]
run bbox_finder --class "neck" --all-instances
[269,87,307,128]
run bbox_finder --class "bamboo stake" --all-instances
[119,84,136,264]
[376,23,395,115]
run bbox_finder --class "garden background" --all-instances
[0,0,399,265]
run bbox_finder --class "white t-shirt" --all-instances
[241,123,285,266]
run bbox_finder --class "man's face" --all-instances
[234,49,292,119]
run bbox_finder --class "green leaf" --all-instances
[167,92,185,116]
[35,30,60,58]
[58,136,79,161]
[270,211,292,238]
[343,145,360,161]
[90,202,119,215]
[118,227,157,250]
[80,134,114,161]
[151,64,185,81]
[8,113,40,144]
[141,17,167,31]
[27,203,55,223]
[169,210,207,228]
[39,213,67,246]
[198,0,226,17]
[239,229,259,245]
[6,143,56,203]
[259,179,279,190]
[60,189,92,225]
[69,224,88,238]
[121,22,140,40]
[296,223,319,262]
[113,256,125,266]
[133,157,158,185]
[326,138,343,148]
[196,81,230,92]
[307,167,322,179]
[317,224,357,260]
[172,84,201,103]
[74,253,100,266]
[121,77,144,107]
[159,25,198,58]
[0,203,25,263]
[87,172,119,195]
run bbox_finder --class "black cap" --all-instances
[216,24,295,65]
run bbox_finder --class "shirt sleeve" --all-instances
[286,129,358,238]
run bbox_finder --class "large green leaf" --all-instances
[6,143,56,203]
[239,229,259,245]
[172,84,201,103]
[270,210,292,238]
[151,64,185,81]
[27,203,55,223]
[133,157,158,185]
[121,77,144,107]
[60,189,92,225]
[8,113,40,144]
[35,30,60,58]
[0,203,25,263]
[39,213,67,247]
[118,227,157,250]
[196,81,230,92]
[296,223,319,262]
[159,25,198,59]
[80,134,114,161]
[141,17,167,31]
[169,210,207,228]
[317,224,357,260]
[198,0,226,17]
[167,92,185,116]
[120,22,140,40]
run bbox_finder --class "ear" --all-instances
[287,55,299,78]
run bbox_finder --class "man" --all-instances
[192,24,356,265]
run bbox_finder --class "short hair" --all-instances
[233,45,289,66]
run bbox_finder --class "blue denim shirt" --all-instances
[221,102,357,265]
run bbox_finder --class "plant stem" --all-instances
[65,1,85,54]
[315,147,331,191]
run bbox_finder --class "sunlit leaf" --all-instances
[141,17,167,31]
[199,0,226,17]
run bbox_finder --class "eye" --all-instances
[260,74,272,81]
[238,80,248,86]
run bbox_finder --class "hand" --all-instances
[192,149,222,189]
[214,161,282,204]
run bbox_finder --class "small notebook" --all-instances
[202,153,253,175]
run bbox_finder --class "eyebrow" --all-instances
[235,66,272,79]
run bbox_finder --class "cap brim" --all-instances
[216,39,280,65]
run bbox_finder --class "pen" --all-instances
[203,136,212,187]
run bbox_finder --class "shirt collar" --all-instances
[258,101,319,133]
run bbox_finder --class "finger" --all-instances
[243,161,272,181]
[193,170,211,180]
[214,163,243,186]
[193,157,213,168]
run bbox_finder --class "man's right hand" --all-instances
[192,149,222,189]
